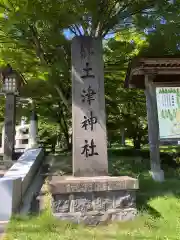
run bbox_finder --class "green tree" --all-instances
[104,29,148,149]
[0,0,175,152]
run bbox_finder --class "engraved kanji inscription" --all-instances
[81,139,99,158]
[73,197,93,213]
[52,200,70,213]
[80,43,94,59]
[81,111,97,131]
[8,103,13,110]
[81,85,96,105]
[81,62,95,79]
[66,183,94,192]
[93,196,113,211]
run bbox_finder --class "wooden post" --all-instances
[3,93,16,161]
[145,75,164,182]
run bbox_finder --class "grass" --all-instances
[5,192,180,240]
[4,148,180,240]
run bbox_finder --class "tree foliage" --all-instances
[0,0,178,150]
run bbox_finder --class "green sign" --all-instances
[156,87,180,139]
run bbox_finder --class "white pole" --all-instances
[28,110,38,149]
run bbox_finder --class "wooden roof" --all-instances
[125,57,180,89]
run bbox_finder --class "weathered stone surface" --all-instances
[53,212,81,224]
[72,36,108,177]
[52,199,70,213]
[49,176,138,194]
[114,191,136,209]
[93,192,113,211]
[111,208,137,222]
[72,193,93,213]
[52,190,136,213]
[53,208,137,225]
[51,187,137,225]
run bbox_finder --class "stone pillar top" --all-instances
[49,176,139,194]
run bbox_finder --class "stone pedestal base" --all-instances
[49,176,139,225]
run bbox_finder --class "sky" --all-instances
[63,28,115,40]
[63,14,168,40]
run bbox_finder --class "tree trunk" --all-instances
[51,143,56,153]
[58,121,71,151]
[54,85,71,112]
[133,136,141,149]
[64,130,72,151]
[121,127,126,146]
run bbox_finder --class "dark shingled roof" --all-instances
[125,56,180,89]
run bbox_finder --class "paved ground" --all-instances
[0,170,6,177]
[0,161,11,238]
[0,169,8,237]
[0,221,8,239]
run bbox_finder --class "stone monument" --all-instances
[72,36,108,176]
[49,36,138,225]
